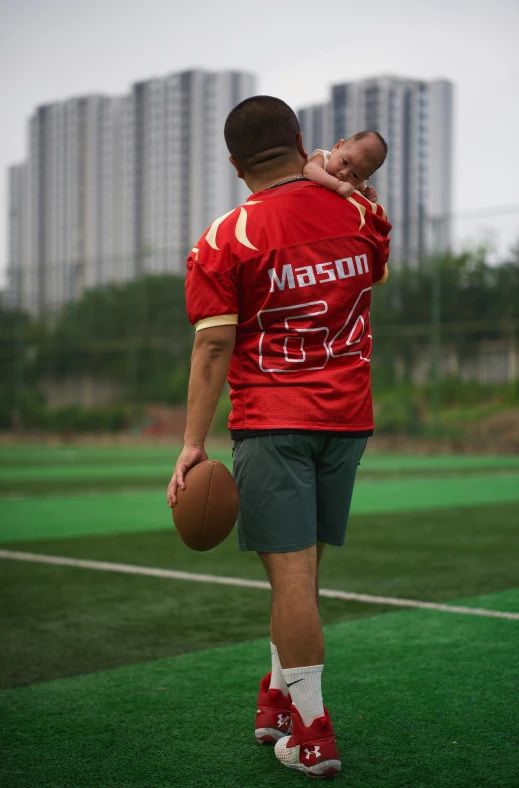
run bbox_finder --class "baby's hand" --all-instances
[362,184,378,203]
[335,181,355,198]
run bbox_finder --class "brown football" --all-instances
[172,460,239,551]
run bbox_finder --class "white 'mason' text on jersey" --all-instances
[269,255,370,292]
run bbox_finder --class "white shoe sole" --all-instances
[255,727,288,744]
[278,759,341,778]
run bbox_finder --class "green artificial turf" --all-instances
[1,444,518,785]
[3,443,519,471]
[0,489,172,542]
[0,445,179,466]
[1,589,518,788]
[2,444,519,497]
[2,471,519,543]
[0,446,232,496]
[1,504,518,689]
[0,557,392,690]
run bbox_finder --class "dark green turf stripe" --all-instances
[1,505,518,690]
[2,447,519,497]
[3,503,519,601]
[0,555,393,690]
[1,589,518,788]
[0,446,232,496]
[1,463,178,481]
[2,444,519,471]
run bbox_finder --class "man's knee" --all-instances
[274,573,316,603]
[259,545,318,593]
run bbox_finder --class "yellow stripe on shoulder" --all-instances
[352,189,376,213]
[347,196,366,230]
[194,314,239,332]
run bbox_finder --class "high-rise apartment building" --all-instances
[7,69,255,314]
[299,76,454,264]
[127,70,254,279]
[23,96,128,313]
[297,103,331,158]
[6,163,29,309]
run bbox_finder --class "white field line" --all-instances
[1,548,518,621]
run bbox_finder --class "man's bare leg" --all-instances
[259,541,340,777]
[316,540,325,608]
[260,544,323,669]
[269,541,324,641]
[266,541,325,698]
[255,546,324,743]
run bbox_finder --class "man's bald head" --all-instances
[224,95,303,173]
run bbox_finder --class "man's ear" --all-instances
[229,156,244,179]
[296,132,308,160]
[332,139,344,151]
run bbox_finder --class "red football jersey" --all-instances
[185,180,391,432]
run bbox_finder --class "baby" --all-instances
[303,130,387,202]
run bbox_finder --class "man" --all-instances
[167,96,391,779]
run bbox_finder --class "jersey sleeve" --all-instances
[347,191,392,283]
[185,243,239,332]
[371,211,392,283]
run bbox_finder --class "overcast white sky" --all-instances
[1,0,518,275]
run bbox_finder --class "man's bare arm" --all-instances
[167,324,236,506]
[185,324,236,445]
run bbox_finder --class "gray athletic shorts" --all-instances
[233,433,368,553]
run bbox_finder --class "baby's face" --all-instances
[327,139,379,186]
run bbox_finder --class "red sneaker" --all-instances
[255,672,292,744]
[274,705,341,778]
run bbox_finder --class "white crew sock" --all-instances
[269,642,290,696]
[282,664,324,727]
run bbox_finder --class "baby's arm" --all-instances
[357,182,378,203]
[303,154,354,198]
[373,264,388,286]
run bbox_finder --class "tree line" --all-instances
[1,244,517,428]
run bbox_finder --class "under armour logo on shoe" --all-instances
[277,713,290,729]
[304,746,321,760]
